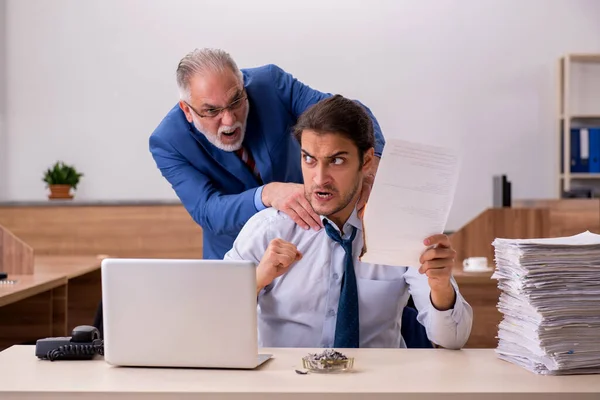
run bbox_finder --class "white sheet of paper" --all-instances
[493,230,600,246]
[360,138,460,267]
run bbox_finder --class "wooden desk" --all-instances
[0,273,65,308]
[0,346,599,399]
[0,256,103,350]
[35,256,103,333]
[34,255,104,329]
[0,275,67,350]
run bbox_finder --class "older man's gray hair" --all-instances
[176,48,243,101]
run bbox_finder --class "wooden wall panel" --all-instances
[513,199,600,237]
[450,208,550,271]
[0,205,204,259]
[0,225,34,275]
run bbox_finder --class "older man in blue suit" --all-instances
[149,48,385,259]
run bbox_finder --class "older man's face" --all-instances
[180,69,249,152]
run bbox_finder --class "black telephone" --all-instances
[35,325,104,361]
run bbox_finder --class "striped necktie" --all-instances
[235,147,262,184]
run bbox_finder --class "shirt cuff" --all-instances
[428,281,466,325]
[253,185,267,212]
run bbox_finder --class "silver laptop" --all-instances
[101,258,272,369]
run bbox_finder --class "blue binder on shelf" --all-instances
[589,127,600,173]
[569,128,588,173]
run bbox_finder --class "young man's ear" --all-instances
[362,148,375,172]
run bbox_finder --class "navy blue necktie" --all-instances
[324,220,360,348]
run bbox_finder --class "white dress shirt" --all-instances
[224,207,473,349]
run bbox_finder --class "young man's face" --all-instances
[179,69,249,152]
[300,130,373,222]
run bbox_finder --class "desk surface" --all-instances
[0,346,599,399]
[0,255,102,308]
[0,274,66,308]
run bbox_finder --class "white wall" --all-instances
[4,0,600,230]
[0,0,6,200]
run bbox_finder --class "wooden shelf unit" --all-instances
[558,54,600,195]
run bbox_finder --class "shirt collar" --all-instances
[320,206,363,235]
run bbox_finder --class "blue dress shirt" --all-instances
[149,64,386,259]
[224,207,474,349]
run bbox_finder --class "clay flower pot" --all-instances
[42,161,83,200]
[48,184,74,200]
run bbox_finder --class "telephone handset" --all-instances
[35,325,104,361]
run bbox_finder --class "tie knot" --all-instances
[324,220,357,253]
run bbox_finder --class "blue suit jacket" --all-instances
[149,64,385,259]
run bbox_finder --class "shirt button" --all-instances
[332,273,339,280]
[327,309,336,317]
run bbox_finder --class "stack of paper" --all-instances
[492,230,600,375]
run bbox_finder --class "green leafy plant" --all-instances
[42,161,84,189]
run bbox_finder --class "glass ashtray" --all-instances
[301,356,354,373]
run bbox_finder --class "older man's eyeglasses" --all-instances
[184,92,247,119]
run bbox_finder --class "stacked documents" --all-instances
[491,231,600,375]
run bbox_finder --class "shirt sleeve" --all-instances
[268,64,386,158]
[223,213,274,265]
[403,268,473,349]
[253,186,267,212]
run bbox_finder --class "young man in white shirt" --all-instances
[224,95,473,349]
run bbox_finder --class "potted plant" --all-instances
[42,161,84,200]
